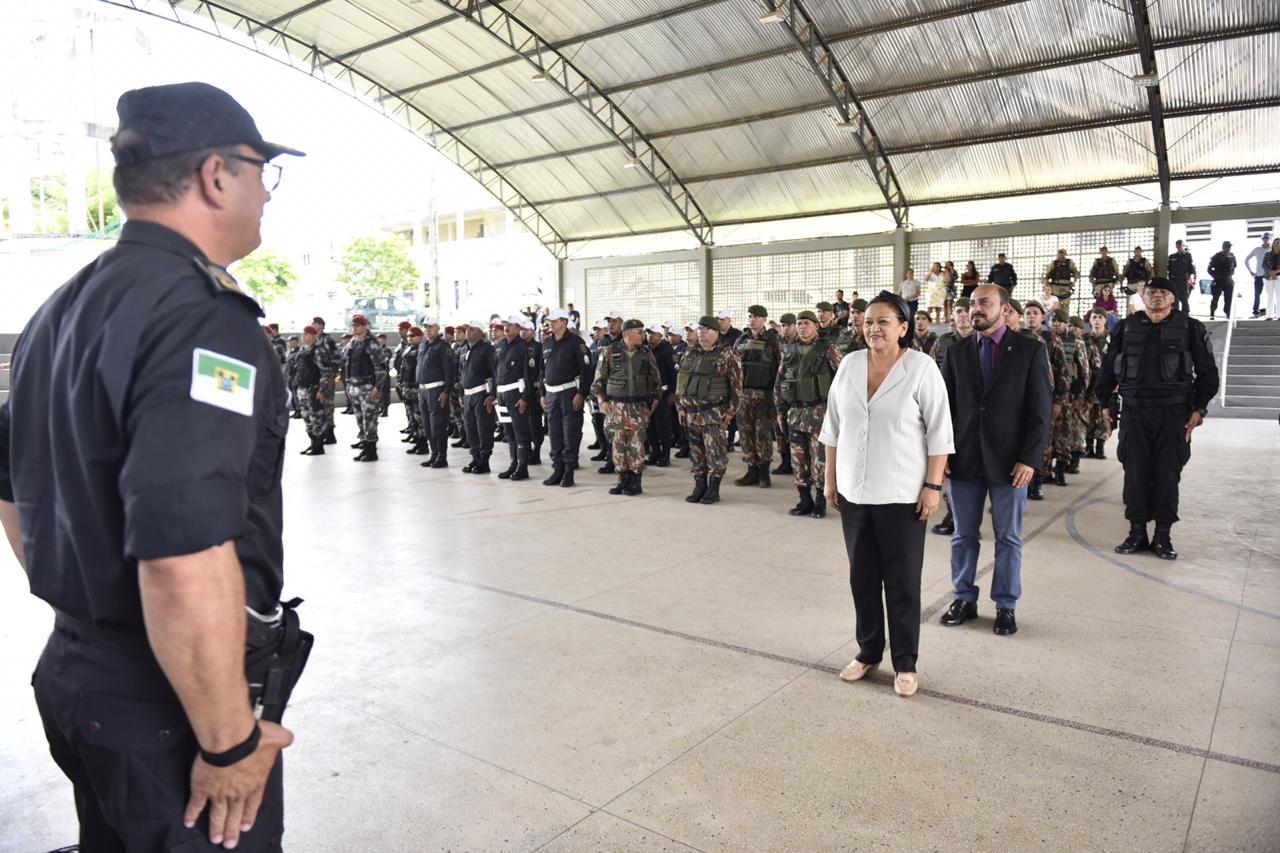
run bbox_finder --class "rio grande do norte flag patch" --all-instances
[190,348,255,416]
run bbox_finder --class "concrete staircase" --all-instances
[1222,322,1280,418]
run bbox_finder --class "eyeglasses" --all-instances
[224,154,283,192]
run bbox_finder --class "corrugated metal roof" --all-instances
[148,0,1280,250]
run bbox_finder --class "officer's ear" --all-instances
[195,152,231,207]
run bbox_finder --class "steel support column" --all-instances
[1129,0,1172,204]
[1155,201,1173,277]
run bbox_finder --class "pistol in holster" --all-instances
[245,597,314,723]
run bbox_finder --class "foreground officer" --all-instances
[1,82,301,851]
[343,314,388,461]
[494,315,539,481]
[676,315,743,504]
[1097,277,1218,559]
[734,304,782,487]
[541,307,594,487]
[416,314,455,468]
[776,310,842,518]
[592,319,661,495]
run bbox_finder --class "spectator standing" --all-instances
[988,253,1017,290]
[943,261,959,321]
[924,262,947,324]
[833,289,851,328]
[899,267,922,319]
[960,261,980,299]
[1263,238,1280,320]
[1246,233,1272,318]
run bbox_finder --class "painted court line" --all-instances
[426,570,1280,776]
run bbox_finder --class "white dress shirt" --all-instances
[819,349,954,505]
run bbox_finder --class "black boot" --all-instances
[1066,452,1081,474]
[472,455,491,474]
[1053,460,1068,486]
[624,470,643,496]
[354,443,378,462]
[351,441,367,449]
[655,448,670,467]
[608,472,629,495]
[1028,475,1044,501]
[685,477,708,503]
[429,435,449,468]
[734,464,760,487]
[542,464,565,486]
[1095,439,1107,460]
[529,444,542,465]
[1150,525,1178,560]
[323,427,337,445]
[461,455,478,473]
[590,441,610,462]
[810,491,827,518]
[932,511,954,536]
[300,435,324,455]
[509,448,530,481]
[1115,522,1150,554]
[407,438,429,454]
[497,455,519,480]
[757,462,771,488]
[772,456,793,476]
[598,458,616,475]
[699,476,722,504]
[560,465,575,488]
[452,436,469,448]
[675,446,690,459]
[401,431,415,443]
[789,487,814,516]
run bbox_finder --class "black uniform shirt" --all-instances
[416,336,456,387]
[541,332,593,395]
[652,340,678,393]
[0,221,287,631]
[988,262,1017,288]
[459,339,497,389]
[495,336,539,403]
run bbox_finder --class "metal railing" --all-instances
[1218,302,1238,407]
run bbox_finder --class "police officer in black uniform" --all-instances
[0,82,302,851]
[494,314,540,482]
[645,323,677,467]
[1096,277,1219,560]
[458,320,498,474]
[540,307,594,488]
[521,321,546,465]
[416,314,456,469]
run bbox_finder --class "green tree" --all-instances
[337,236,419,299]
[232,250,297,307]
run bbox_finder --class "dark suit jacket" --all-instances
[942,327,1052,484]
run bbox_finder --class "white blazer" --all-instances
[818,349,955,505]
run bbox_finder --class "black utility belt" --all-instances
[1121,396,1190,409]
[345,375,374,384]
[54,611,151,656]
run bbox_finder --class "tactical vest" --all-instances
[344,338,375,380]
[1124,257,1151,283]
[1059,333,1082,382]
[1051,258,1073,280]
[736,332,777,390]
[296,347,321,387]
[605,342,657,400]
[1115,312,1194,393]
[779,340,834,405]
[675,345,729,402]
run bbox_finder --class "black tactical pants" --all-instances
[33,625,284,852]
[463,392,496,461]
[420,385,451,438]
[499,390,531,460]
[1209,280,1234,317]
[648,394,674,455]
[1117,403,1191,525]
[546,390,583,469]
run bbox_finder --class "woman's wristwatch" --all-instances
[923,482,943,492]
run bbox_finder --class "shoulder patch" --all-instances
[192,259,264,317]
[190,348,256,416]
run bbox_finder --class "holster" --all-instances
[244,597,314,723]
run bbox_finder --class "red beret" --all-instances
[398,321,412,329]
[409,326,423,336]
[444,326,455,334]
[302,325,319,335]
[351,314,369,326]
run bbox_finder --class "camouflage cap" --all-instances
[796,310,819,323]
[815,301,834,312]
[697,315,719,330]
[953,297,971,309]
[850,298,868,311]
[1052,307,1070,323]
[1069,315,1085,329]
[1007,299,1024,315]
[779,312,797,324]
[622,318,645,331]
[1088,307,1110,319]
[1024,300,1045,314]
[747,304,768,317]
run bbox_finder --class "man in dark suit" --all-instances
[939,285,1052,636]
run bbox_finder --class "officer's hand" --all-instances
[649,401,658,416]
[438,392,449,408]
[1052,403,1061,418]
[572,393,584,412]
[721,412,733,429]
[915,487,940,521]
[485,396,496,413]
[825,480,840,510]
[315,392,325,403]
[1102,408,1112,432]
[540,397,548,412]
[677,409,686,424]
[1184,410,1203,443]
[517,399,527,414]
[369,388,380,403]
[1010,463,1035,489]
[185,721,293,849]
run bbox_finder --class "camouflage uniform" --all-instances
[591,341,660,474]
[295,340,333,440]
[836,328,866,356]
[314,332,338,434]
[734,327,783,469]
[400,341,423,439]
[676,342,743,481]
[776,337,843,488]
[342,335,389,445]
[1024,327,1069,479]
[1059,328,1091,457]
[1084,331,1111,450]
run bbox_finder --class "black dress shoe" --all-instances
[1151,526,1178,560]
[931,512,954,536]
[993,607,1018,636]
[1115,525,1149,554]
[939,600,978,626]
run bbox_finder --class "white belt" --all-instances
[661,385,670,391]
[464,382,491,396]
[497,379,525,394]
[495,403,511,424]
[420,381,444,390]
[545,380,577,393]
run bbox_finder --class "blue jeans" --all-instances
[948,477,1026,609]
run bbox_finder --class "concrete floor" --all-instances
[2,412,1277,852]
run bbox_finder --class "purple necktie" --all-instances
[979,336,993,387]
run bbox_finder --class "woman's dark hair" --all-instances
[868,290,914,349]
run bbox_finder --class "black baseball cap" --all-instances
[112,82,305,166]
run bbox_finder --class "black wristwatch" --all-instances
[200,723,261,767]
[1196,407,1208,418]
[923,482,943,492]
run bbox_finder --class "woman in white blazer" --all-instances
[820,291,954,697]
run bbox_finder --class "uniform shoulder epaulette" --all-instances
[191,258,264,316]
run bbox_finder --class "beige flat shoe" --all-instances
[839,660,877,683]
[894,672,918,697]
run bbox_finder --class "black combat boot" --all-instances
[542,464,565,486]
[355,443,378,462]
[608,472,629,495]
[300,435,324,455]
[401,424,413,434]
[429,435,449,468]
[419,439,437,468]
[624,470,643,496]
[1150,525,1178,560]
[734,464,760,487]
[529,443,542,465]
[1095,439,1107,460]
[1028,475,1044,501]
[655,447,670,467]
[510,448,530,481]
[407,437,429,454]
[323,427,337,445]
[789,487,814,516]
[810,491,827,518]
[351,440,367,449]
[1066,452,1081,474]
[772,456,793,476]
[932,511,954,536]
[1053,459,1068,486]
[401,430,415,442]
[473,456,491,474]
[497,455,519,480]
[1114,522,1149,554]
[685,477,708,503]
[757,462,771,488]
[559,465,575,487]
[452,435,469,448]
[699,477,722,504]
[598,458,616,475]
[590,440,610,462]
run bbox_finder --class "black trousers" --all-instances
[839,500,926,673]
[463,392,496,460]
[1254,276,1265,315]
[499,391,531,460]
[420,386,451,437]
[33,626,284,852]
[1117,403,1191,525]
[1209,280,1234,317]
[648,395,674,454]
[546,390,583,468]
